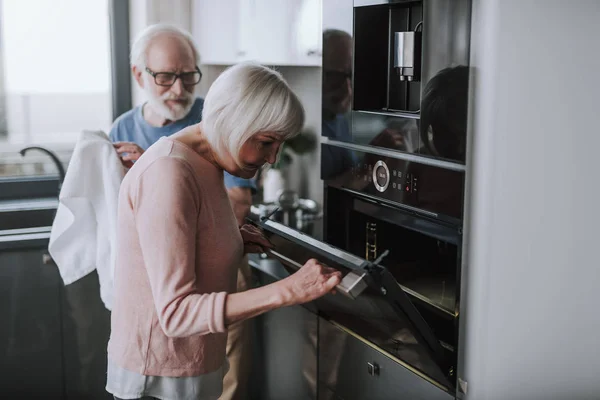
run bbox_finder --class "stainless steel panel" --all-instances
[252,268,318,400]
[394,32,416,68]
[319,318,453,400]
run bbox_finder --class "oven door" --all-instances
[248,217,455,391]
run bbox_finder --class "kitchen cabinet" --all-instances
[318,318,453,400]
[0,228,111,399]
[0,244,64,398]
[192,0,322,66]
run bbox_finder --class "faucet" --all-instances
[19,146,66,194]
[19,146,66,266]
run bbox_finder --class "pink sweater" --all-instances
[107,137,244,377]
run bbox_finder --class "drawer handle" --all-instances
[367,362,380,377]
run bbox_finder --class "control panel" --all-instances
[352,160,419,197]
[322,144,465,220]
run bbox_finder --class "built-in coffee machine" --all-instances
[252,0,472,398]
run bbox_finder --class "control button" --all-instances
[375,166,387,186]
[392,183,396,189]
[392,170,397,177]
[372,160,390,193]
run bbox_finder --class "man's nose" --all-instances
[170,78,185,96]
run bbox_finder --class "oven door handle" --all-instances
[264,248,368,300]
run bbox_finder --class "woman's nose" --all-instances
[266,143,282,164]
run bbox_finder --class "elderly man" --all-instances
[109,23,253,400]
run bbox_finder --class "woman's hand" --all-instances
[114,142,145,168]
[240,224,274,254]
[278,259,342,306]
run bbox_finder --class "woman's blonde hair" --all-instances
[201,62,305,164]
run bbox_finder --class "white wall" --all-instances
[461,1,600,399]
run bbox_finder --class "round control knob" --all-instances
[372,160,390,192]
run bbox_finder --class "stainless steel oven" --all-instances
[251,0,472,398]
[251,146,464,396]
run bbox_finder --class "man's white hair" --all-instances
[202,62,305,164]
[130,23,200,68]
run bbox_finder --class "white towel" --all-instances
[49,130,125,310]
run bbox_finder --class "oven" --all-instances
[251,146,464,396]
[250,0,472,397]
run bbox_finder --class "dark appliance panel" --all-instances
[322,0,471,164]
[321,144,465,223]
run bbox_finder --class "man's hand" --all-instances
[113,142,144,168]
[240,224,274,254]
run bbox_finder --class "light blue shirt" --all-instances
[109,97,256,192]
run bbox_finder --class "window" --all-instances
[0,0,113,178]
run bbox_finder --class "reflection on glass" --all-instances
[420,66,470,163]
[321,28,356,180]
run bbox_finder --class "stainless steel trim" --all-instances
[0,198,58,212]
[0,231,51,243]
[266,248,366,299]
[262,219,365,266]
[372,160,390,192]
[321,138,467,172]
[400,285,456,317]
[355,109,420,119]
[337,186,440,218]
[0,226,52,236]
[354,0,397,7]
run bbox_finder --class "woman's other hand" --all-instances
[240,223,274,254]
[278,259,342,305]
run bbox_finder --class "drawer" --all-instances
[318,318,453,400]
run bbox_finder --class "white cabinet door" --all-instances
[192,0,322,66]
[192,0,242,65]
[252,0,322,66]
[250,0,294,65]
[290,0,322,66]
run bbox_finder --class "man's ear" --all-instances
[132,65,144,88]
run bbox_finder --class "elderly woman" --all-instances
[106,62,341,400]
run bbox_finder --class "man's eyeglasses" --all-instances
[145,66,202,87]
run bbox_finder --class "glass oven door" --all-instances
[247,216,456,391]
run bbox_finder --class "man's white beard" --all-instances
[145,87,194,122]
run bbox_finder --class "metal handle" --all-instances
[265,249,367,300]
[367,362,380,376]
